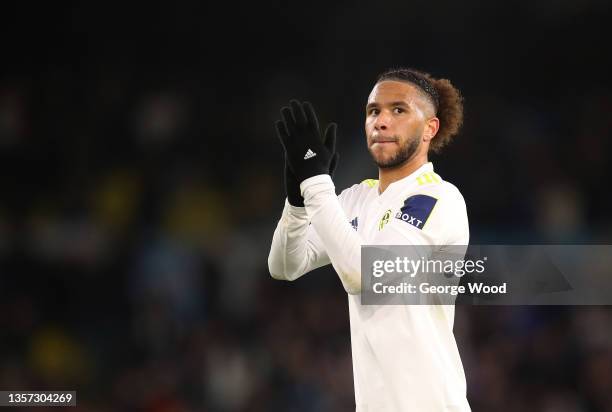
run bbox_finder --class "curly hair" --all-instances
[376,68,464,153]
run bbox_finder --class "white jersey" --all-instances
[268,162,470,412]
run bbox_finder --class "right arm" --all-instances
[269,99,339,281]
[267,199,331,281]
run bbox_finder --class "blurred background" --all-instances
[1,1,612,411]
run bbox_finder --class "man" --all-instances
[268,68,470,411]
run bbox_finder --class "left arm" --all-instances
[301,175,363,294]
[301,175,440,295]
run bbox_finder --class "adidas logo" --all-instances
[303,149,317,160]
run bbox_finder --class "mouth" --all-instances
[371,139,398,147]
[370,134,398,144]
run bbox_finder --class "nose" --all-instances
[374,111,390,131]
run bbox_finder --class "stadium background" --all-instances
[1,2,612,411]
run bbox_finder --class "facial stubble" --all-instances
[369,136,421,169]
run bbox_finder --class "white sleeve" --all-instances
[301,175,366,294]
[301,175,469,295]
[267,199,331,281]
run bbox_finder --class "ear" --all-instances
[422,117,440,143]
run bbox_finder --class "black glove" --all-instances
[275,100,339,206]
[283,145,339,206]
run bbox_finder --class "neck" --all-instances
[378,153,428,193]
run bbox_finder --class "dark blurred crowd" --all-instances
[1,1,612,411]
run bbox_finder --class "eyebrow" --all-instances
[366,101,409,110]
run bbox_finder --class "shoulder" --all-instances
[338,178,379,202]
[392,170,468,244]
[405,169,465,207]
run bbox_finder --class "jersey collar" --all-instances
[377,162,434,197]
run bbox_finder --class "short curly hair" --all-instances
[376,68,464,153]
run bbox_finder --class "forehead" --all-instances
[367,80,424,104]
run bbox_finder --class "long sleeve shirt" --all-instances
[268,162,471,412]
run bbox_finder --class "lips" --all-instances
[371,139,398,145]
[371,134,397,144]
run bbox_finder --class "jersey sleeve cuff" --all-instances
[300,174,335,199]
[284,198,308,217]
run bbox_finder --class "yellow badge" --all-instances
[379,209,392,230]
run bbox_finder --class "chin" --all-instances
[370,149,396,164]
[370,154,395,169]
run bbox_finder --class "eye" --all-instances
[393,107,405,114]
[368,108,380,116]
